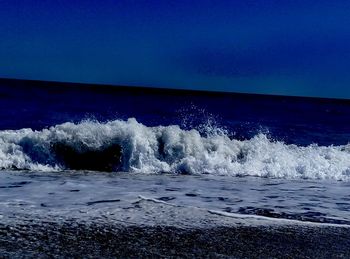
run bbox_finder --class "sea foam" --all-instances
[0,118,349,181]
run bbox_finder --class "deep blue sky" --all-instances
[1,0,350,98]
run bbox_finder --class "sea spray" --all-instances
[0,118,349,180]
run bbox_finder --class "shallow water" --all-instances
[1,171,349,225]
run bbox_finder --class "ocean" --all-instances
[0,78,350,257]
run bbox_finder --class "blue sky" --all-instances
[1,0,350,98]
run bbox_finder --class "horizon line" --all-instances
[0,76,349,102]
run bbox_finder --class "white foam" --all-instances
[138,195,350,227]
[0,118,349,181]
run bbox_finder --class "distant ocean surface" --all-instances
[1,78,350,225]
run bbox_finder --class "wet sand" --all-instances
[1,221,350,258]
[0,198,349,258]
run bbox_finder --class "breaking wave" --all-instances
[0,118,350,181]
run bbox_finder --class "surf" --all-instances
[0,118,349,181]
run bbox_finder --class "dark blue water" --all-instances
[1,78,350,146]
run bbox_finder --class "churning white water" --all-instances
[0,118,349,181]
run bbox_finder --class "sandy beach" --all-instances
[1,198,349,258]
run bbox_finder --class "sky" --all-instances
[0,0,350,98]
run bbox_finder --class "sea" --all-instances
[1,78,350,228]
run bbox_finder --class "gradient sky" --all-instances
[1,0,350,98]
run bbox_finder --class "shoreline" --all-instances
[1,199,349,258]
[1,220,349,258]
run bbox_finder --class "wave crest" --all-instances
[0,118,349,181]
